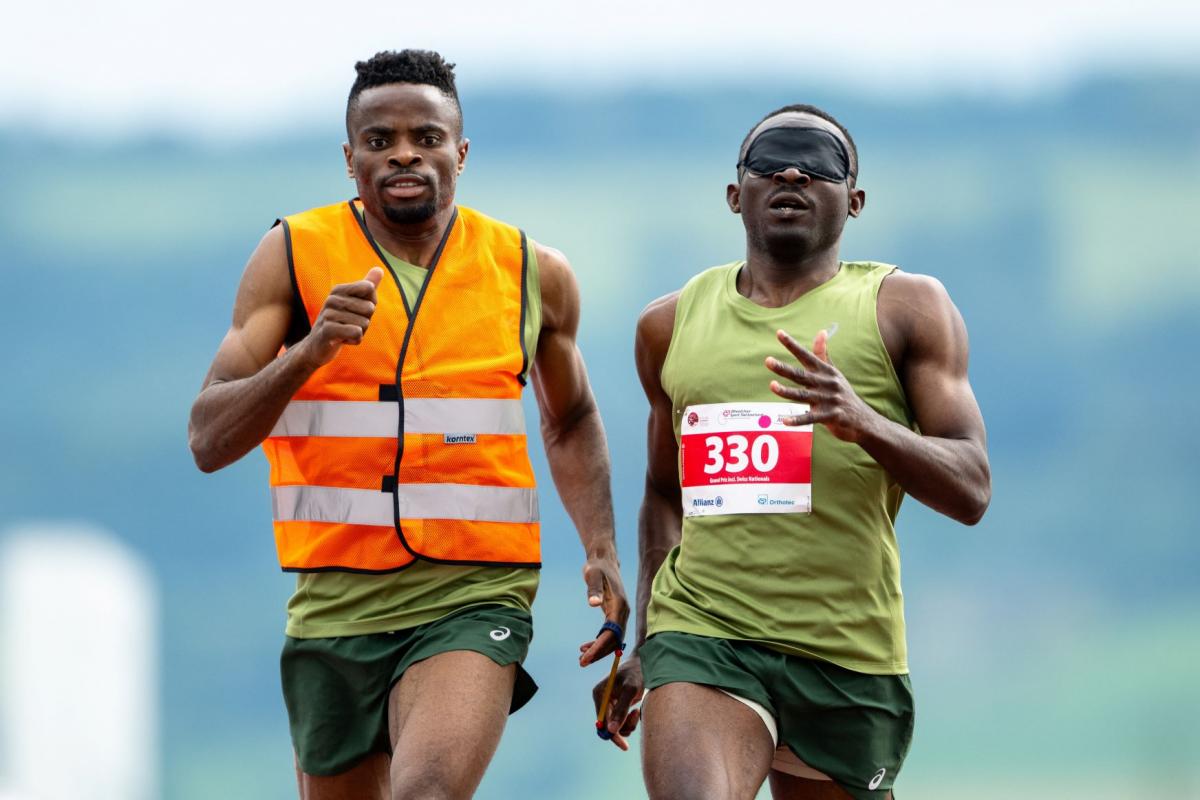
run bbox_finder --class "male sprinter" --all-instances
[189,50,628,800]
[595,105,991,799]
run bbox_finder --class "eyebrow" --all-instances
[360,125,395,137]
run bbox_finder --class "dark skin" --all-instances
[595,111,990,799]
[189,82,628,800]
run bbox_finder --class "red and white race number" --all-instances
[680,402,812,516]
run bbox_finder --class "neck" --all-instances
[361,202,456,267]
[739,244,841,307]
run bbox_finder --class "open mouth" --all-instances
[769,193,809,211]
[383,175,428,199]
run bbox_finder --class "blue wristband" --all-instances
[597,620,627,651]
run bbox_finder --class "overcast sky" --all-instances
[3,0,1199,137]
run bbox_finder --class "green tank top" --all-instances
[285,230,542,638]
[648,261,914,674]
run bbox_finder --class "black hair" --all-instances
[345,49,462,136]
[738,103,859,181]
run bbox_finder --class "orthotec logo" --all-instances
[757,494,768,505]
[489,627,511,641]
[868,768,887,790]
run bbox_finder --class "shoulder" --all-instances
[636,291,681,351]
[532,240,572,283]
[239,223,291,301]
[878,268,967,364]
[530,241,578,333]
[879,269,959,328]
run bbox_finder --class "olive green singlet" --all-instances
[648,261,914,674]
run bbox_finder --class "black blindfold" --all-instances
[738,126,852,183]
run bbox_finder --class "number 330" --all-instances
[703,434,779,474]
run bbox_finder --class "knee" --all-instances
[645,766,732,800]
[390,768,468,800]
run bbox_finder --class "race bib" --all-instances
[680,402,812,516]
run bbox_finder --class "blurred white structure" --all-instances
[0,523,158,800]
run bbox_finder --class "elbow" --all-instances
[957,483,991,526]
[188,430,222,474]
[191,445,220,474]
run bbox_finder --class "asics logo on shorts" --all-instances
[868,767,887,790]
[489,626,511,641]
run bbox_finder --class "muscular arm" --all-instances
[188,226,309,472]
[768,271,991,524]
[592,291,681,749]
[188,226,381,473]
[530,243,629,662]
[870,272,991,523]
[631,292,683,649]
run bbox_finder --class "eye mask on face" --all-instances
[738,126,852,182]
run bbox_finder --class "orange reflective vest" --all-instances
[261,200,540,572]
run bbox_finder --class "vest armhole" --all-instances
[279,218,312,347]
[517,230,530,386]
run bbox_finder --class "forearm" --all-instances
[858,414,991,525]
[542,401,618,557]
[633,484,681,648]
[188,342,318,472]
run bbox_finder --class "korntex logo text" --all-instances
[757,494,795,507]
[692,496,724,508]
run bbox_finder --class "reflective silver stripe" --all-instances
[270,401,397,438]
[269,399,526,438]
[272,484,539,525]
[404,398,526,436]
[272,485,393,526]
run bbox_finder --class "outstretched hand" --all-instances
[578,553,629,666]
[765,328,878,443]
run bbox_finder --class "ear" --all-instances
[726,182,741,214]
[457,137,470,175]
[847,185,866,218]
[343,142,354,180]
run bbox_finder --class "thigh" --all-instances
[387,650,517,800]
[642,682,775,800]
[769,770,864,800]
[296,751,389,800]
[773,658,913,800]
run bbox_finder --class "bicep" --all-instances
[201,226,295,387]
[891,275,986,445]
[530,243,591,425]
[635,296,681,500]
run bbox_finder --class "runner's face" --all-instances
[728,112,863,259]
[344,83,468,226]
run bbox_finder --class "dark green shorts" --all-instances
[281,604,537,776]
[640,631,913,800]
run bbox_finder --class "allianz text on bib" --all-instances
[680,402,813,516]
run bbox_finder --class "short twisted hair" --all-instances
[346,49,461,136]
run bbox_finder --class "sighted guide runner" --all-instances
[594,104,991,799]
[189,49,628,800]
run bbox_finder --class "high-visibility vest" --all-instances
[261,200,540,573]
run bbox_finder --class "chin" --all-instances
[382,201,438,225]
[761,228,816,259]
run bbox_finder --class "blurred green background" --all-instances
[1,69,1198,798]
